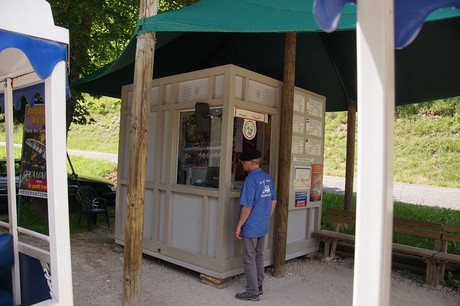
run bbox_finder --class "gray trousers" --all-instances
[242,236,265,295]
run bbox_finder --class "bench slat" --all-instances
[394,218,443,230]
[392,243,437,257]
[313,230,355,243]
[393,226,442,240]
[327,215,356,225]
[433,252,460,264]
[442,233,460,243]
[442,225,460,243]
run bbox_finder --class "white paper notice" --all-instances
[292,135,304,154]
[306,118,322,137]
[305,138,322,156]
[306,97,323,118]
[293,115,305,133]
[292,156,314,164]
[293,93,305,113]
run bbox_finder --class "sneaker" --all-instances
[235,291,260,301]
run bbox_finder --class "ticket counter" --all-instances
[115,65,326,279]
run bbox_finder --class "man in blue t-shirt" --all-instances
[235,149,277,302]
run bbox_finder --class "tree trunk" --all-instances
[123,1,157,305]
[344,101,356,210]
[274,32,296,278]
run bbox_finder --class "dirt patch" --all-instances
[72,226,460,306]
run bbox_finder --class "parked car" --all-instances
[0,157,116,214]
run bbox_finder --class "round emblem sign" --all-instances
[243,119,257,140]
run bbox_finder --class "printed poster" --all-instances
[295,191,308,208]
[294,167,311,190]
[19,104,47,199]
[310,164,323,202]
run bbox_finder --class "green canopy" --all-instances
[73,0,460,111]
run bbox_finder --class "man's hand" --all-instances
[235,226,242,240]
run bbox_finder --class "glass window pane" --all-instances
[177,108,222,188]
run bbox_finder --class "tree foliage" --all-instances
[46,0,197,128]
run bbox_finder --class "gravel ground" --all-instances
[71,227,460,306]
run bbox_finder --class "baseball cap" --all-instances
[239,149,262,161]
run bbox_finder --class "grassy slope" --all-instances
[324,98,459,188]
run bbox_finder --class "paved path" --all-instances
[323,176,460,210]
[67,149,118,163]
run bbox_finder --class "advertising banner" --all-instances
[19,104,47,198]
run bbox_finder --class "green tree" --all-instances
[47,0,197,129]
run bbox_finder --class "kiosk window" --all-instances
[231,116,272,189]
[177,108,222,188]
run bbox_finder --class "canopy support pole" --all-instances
[320,33,356,210]
[353,0,394,304]
[274,32,296,277]
[4,77,21,305]
[123,1,157,305]
[45,61,74,305]
[344,100,356,210]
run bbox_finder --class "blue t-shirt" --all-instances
[240,168,277,238]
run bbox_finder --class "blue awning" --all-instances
[313,0,460,48]
[0,30,68,112]
[0,83,44,112]
[0,29,67,79]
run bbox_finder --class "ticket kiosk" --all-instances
[115,64,326,279]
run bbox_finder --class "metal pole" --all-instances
[353,0,394,304]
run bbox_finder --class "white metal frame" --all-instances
[354,0,394,305]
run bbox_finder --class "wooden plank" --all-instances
[393,226,442,240]
[392,243,437,257]
[393,217,442,239]
[393,218,443,230]
[443,224,460,233]
[328,215,356,225]
[442,225,460,243]
[433,252,460,264]
[442,233,460,243]
[327,208,356,218]
[312,230,355,242]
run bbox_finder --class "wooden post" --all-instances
[344,101,356,210]
[123,1,157,305]
[274,32,296,277]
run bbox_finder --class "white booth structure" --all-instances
[0,0,73,305]
[116,64,326,279]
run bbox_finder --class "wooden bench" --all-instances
[312,208,356,259]
[392,217,443,287]
[313,208,459,288]
[433,225,460,265]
